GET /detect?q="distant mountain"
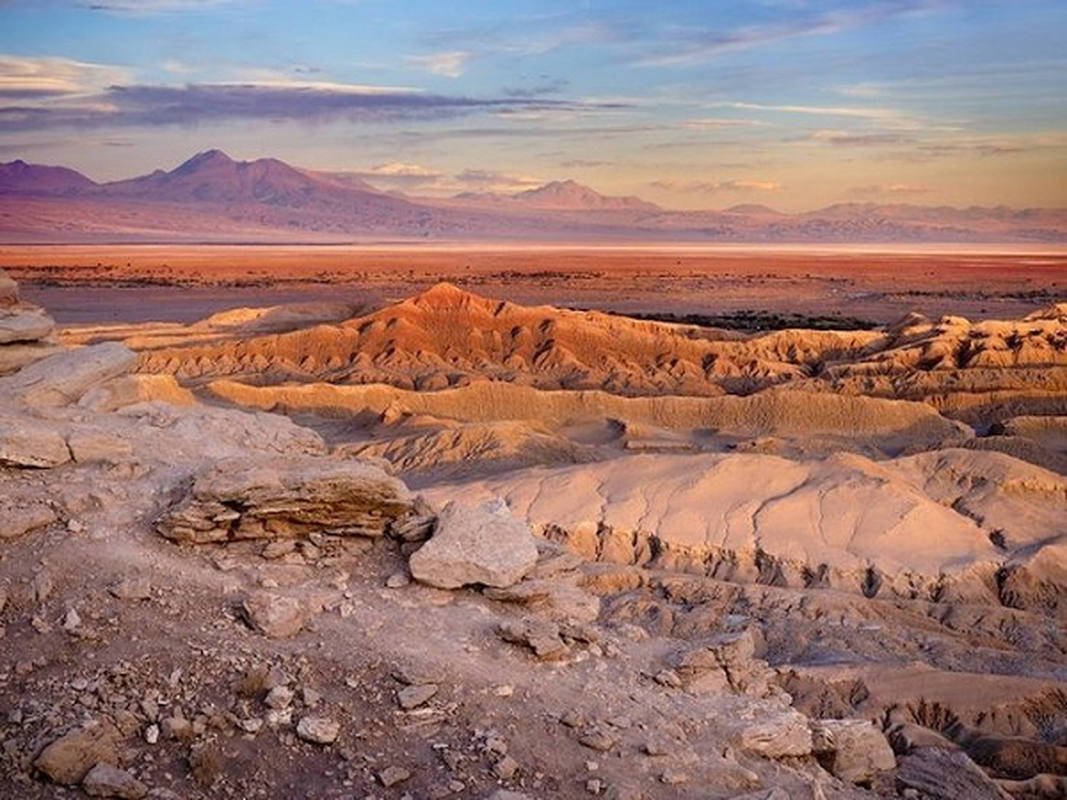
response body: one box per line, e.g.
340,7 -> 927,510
0,151 -> 1064,243
511,180 -> 659,212
450,179 -> 658,213
0,160 -> 97,196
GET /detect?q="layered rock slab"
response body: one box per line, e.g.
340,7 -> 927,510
157,455 -> 418,544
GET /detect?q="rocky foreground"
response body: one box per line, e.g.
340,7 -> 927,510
2,271 -> 1066,799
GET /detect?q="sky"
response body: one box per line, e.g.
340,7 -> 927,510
0,0 -> 1064,211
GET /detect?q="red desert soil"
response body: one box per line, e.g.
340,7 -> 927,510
1,244 -> 1064,325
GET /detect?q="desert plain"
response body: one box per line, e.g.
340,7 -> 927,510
1,244 -> 1066,800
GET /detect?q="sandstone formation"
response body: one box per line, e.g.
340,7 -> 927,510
1,271 -> 1064,799
156,455 -> 418,544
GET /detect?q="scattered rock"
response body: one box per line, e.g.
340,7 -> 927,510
810,718 -> 896,784
498,618 -> 568,660
296,716 -> 340,745
397,683 -> 438,710
378,765 -> 411,788
157,455 -> 416,543
385,571 -> 411,588
409,500 -> 539,589
485,792 -> 533,800
34,720 -> 122,785
493,755 -> 520,779
0,415 -> 71,468
265,685 -> 294,710
108,577 -> 152,601
578,727 -> 617,752
0,502 -> 57,539
737,709 -> 813,758
81,762 -> 149,799
660,768 -> 688,785
241,592 -> 308,639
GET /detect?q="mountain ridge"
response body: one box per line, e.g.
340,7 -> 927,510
1,150 -> 1065,243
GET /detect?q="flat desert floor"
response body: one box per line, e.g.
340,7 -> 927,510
2,244 -> 1064,324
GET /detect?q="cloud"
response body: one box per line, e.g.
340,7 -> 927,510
345,162 -> 443,186
406,52 -> 473,79
84,0 -> 247,13
0,78 -> 612,131
709,101 -> 900,121
635,1 -> 953,66
454,168 -> 542,190
650,179 -> 782,194
852,183 -> 930,196
808,130 -> 907,146
0,56 -> 130,99
503,77 -> 570,98
682,118 -> 763,130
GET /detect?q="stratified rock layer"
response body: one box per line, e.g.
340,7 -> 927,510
157,455 -> 418,543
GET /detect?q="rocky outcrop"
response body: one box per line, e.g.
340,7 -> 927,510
157,455 -> 418,543
1,342 -> 137,407
0,414 -> 71,468
409,500 -> 539,589
0,268 -> 60,374
810,718 -> 896,785
34,720 -> 123,786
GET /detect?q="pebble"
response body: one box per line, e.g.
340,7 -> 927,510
265,686 -> 294,710
586,778 -> 603,794
144,724 -> 160,745
493,755 -> 519,780
385,572 -> 411,589
378,766 -> 411,788
578,728 -> 616,752
397,683 -> 438,710
661,769 -> 688,785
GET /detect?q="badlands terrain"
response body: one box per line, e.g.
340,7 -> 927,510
1,249 -> 1066,799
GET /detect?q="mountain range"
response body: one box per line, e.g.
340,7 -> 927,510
1,150 -> 1064,244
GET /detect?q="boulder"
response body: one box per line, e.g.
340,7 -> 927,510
34,720 -> 122,785
295,716 -> 340,745
1,342 -> 137,407
157,455 -> 416,544
81,763 -> 149,799
0,269 -> 17,305
810,718 -> 896,784
241,592 -> 308,639
0,502 -> 57,539
409,500 -> 538,589
737,709 -> 813,758
0,415 -> 71,468
896,747 -> 1013,800
0,306 -> 54,345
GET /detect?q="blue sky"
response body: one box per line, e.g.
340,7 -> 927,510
0,0 -> 1064,210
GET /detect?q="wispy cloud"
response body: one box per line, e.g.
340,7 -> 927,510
709,101 -> 900,121
852,183 -> 930,196
635,1 -> 953,66
84,0 -> 248,14
0,56 -> 130,98
0,76 -> 616,131
406,52 -> 473,79
682,117 -> 764,130
454,168 -> 542,190
650,179 -> 782,194
807,129 -> 907,146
